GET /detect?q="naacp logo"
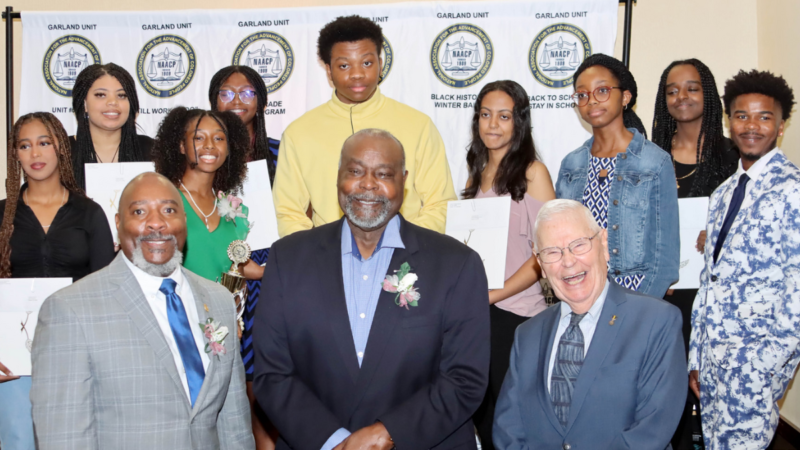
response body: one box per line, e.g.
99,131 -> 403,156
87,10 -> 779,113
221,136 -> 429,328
232,32 -> 294,94
136,35 -> 196,98
378,35 -> 393,85
430,23 -> 493,88
42,35 -> 101,97
529,23 -> 591,89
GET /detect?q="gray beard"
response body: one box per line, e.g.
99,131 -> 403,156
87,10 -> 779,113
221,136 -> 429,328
343,193 -> 392,230
131,234 -> 183,277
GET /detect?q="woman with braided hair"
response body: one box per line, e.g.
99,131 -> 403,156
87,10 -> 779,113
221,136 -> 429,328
70,63 -> 153,190
555,53 -> 679,298
0,112 -> 114,450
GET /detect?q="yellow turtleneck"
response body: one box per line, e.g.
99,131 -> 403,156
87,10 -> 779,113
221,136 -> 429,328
273,88 -> 456,237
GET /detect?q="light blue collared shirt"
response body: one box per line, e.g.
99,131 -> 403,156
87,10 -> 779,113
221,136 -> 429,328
321,215 -> 405,450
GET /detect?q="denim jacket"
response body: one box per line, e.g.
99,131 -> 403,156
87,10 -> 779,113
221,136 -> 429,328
555,129 -> 679,298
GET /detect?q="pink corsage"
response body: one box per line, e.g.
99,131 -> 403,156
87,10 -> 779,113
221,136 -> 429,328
216,191 -> 248,226
382,262 -> 420,309
199,317 -> 229,357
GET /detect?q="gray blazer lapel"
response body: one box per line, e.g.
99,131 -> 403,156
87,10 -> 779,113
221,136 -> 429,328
109,254 -> 190,415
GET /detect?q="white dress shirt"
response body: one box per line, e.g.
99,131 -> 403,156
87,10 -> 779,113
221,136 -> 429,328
733,147 -> 779,198
122,256 -> 210,401
547,281 -> 610,392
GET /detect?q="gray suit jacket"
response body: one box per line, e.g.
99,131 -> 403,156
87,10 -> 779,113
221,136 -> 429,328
31,253 -> 254,450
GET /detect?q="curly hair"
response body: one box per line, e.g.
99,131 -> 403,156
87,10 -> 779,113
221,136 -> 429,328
462,80 -> 539,202
317,15 -> 383,65
573,53 -> 647,138
722,69 -> 795,120
1,112 -> 83,277
208,65 -> 276,183
152,107 -> 249,194
652,59 -> 731,197
72,63 -> 146,189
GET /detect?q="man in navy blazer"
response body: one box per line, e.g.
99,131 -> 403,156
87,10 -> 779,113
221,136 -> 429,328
253,129 -> 490,450
493,199 -> 686,450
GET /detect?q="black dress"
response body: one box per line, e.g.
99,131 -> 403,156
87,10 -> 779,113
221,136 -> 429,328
68,134 -> 154,190
1,185 -> 115,281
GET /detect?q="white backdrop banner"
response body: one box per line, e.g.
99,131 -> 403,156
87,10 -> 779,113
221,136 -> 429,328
19,0 -> 617,190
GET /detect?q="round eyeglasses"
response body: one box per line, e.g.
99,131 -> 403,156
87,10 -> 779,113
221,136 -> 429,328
535,230 -> 602,264
571,86 -> 622,107
218,90 -> 257,104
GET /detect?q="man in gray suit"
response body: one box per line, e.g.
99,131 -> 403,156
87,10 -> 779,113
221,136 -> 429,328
31,172 -> 254,450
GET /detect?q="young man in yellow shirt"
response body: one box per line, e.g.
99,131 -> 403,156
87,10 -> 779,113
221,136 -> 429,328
272,15 -> 456,237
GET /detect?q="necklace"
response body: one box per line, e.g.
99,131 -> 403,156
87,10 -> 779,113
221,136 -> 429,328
94,146 -> 120,164
180,181 -> 216,230
24,186 -> 67,229
671,136 -> 698,189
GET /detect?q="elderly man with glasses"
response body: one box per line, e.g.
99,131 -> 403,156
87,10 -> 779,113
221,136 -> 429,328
492,199 -> 687,450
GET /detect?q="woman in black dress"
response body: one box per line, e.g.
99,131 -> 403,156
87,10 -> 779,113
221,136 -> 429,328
70,63 -> 153,190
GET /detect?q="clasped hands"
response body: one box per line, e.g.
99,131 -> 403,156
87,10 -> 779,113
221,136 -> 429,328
334,422 -> 394,450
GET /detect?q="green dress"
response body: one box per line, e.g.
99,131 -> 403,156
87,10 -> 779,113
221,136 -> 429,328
181,192 -> 250,282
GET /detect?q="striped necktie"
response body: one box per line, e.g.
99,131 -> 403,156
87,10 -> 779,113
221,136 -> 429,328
551,312 -> 588,428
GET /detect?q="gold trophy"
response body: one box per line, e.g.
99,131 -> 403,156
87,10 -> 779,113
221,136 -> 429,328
220,240 -> 251,333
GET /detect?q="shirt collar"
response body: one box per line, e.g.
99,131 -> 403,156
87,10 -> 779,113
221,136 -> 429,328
735,147 -> 780,181
328,87 -> 386,119
122,252 -> 184,294
341,215 -> 405,261
558,279 -> 610,322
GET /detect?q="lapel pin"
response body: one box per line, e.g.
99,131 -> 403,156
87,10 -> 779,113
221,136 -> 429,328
204,304 -> 209,313
609,315 -> 617,326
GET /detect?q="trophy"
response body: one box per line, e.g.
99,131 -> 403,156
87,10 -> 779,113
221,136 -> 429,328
220,240 -> 251,332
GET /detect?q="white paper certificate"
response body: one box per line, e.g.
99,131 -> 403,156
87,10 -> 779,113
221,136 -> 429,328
445,197 -> 512,289
0,278 -> 72,376
240,160 -> 280,251
673,197 -> 710,290
85,162 -> 156,244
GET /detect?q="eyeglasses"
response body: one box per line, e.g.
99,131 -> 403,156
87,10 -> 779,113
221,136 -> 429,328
218,90 -> 257,104
535,230 -> 602,264
571,86 -> 622,107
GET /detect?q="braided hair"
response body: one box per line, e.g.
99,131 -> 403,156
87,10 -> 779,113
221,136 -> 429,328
652,59 -> 729,196
152,107 -> 248,195
208,65 -> 276,182
463,80 -> 539,202
573,54 -> 647,138
72,63 -> 145,189
1,112 -> 83,277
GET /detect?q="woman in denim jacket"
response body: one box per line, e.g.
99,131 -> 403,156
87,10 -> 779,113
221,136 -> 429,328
555,54 -> 679,298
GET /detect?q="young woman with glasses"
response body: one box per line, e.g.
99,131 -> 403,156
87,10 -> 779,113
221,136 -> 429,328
555,54 -> 679,299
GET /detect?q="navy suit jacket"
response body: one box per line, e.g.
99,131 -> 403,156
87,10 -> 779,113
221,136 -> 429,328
253,216 -> 490,450
493,281 -> 686,450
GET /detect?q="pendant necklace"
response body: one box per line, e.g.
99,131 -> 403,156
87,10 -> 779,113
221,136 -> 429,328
180,181 -> 216,230
671,136 -> 698,189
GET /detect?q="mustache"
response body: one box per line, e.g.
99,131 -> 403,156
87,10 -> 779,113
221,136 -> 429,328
135,233 -> 177,249
348,193 -> 390,204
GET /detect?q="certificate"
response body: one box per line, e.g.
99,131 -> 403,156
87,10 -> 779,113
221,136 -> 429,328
445,197 -> 512,289
673,197 -> 710,290
240,160 -> 280,250
0,278 -> 72,376
85,162 -> 156,243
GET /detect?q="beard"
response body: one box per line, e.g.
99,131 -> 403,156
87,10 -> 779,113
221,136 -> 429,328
343,193 -> 392,230
131,232 -> 183,277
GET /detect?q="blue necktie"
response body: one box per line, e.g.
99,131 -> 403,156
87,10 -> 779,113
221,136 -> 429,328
551,312 -> 587,428
713,174 -> 750,264
159,278 -> 205,406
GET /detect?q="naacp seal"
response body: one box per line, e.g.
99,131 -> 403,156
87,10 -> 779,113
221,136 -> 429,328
232,31 -> 294,94
430,23 -> 493,89
529,23 -> 592,89
136,34 -> 196,98
378,35 -> 394,85
42,35 -> 101,97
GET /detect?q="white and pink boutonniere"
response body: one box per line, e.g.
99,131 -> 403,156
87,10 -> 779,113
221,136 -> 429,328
199,317 -> 229,357
382,262 -> 420,309
216,191 -> 248,226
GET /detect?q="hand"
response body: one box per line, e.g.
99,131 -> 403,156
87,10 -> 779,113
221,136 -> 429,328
0,360 -> 20,383
689,370 -> 700,399
696,230 -> 707,254
666,289 -> 675,296
339,422 -> 393,450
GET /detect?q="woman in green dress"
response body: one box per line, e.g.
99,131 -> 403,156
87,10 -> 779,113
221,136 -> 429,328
152,107 -> 264,282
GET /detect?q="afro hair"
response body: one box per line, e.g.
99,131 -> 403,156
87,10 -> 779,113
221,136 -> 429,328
723,69 -> 795,120
317,15 -> 383,66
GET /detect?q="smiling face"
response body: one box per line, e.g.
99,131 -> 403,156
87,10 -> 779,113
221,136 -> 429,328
84,74 -> 130,132
729,93 -> 784,168
536,209 -> 609,314
575,66 -> 631,130
180,115 -> 229,174
326,39 -> 382,105
16,119 -> 61,184
479,90 -> 515,154
666,64 -> 704,123
216,72 -> 258,126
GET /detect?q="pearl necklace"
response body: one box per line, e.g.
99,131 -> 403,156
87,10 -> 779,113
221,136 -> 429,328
180,181 -> 216,230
